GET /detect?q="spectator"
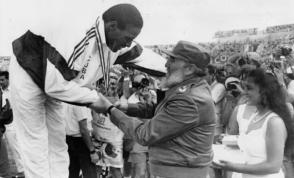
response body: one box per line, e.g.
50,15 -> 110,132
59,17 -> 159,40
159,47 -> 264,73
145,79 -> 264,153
205,65 -> 226,138
284,66 -> 294,103
92,71 -> 124,178
221,76 -> 245,133
125,73 -> 151,178
0,75 -> 13,177
0,123 -> 10,178
65,105 -> 97,178
213,68 -> 294,177
0,71 -> 24,178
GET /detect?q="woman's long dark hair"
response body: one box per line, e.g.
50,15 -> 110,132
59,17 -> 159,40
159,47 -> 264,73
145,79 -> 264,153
247,68 -> 294,156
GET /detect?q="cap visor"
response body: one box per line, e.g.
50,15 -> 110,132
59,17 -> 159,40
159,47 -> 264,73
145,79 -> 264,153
161,49 -> 178,58
161,49 -> 187,62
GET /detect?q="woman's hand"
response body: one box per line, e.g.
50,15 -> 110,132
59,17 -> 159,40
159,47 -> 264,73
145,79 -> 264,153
212,160 -> 234,171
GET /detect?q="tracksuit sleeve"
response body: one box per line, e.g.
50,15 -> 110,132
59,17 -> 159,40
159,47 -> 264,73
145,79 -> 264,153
12,30 -> 100,106
45,60 -> 99,105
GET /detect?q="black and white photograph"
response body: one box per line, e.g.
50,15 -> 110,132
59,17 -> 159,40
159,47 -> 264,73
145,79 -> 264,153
1,0 -> 294,178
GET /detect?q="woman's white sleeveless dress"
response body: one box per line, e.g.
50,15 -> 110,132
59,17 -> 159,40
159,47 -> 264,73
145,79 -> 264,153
236,111 -> 284,178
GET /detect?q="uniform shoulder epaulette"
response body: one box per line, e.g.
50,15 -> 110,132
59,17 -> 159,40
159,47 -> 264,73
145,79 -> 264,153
176,85 -> 190,94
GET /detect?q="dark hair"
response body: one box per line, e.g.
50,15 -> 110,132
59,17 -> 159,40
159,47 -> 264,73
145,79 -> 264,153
250,59 -> 261,68
240,65 -> 256,80
205,64 -> 226,83
215,67 -> 226,84
102,4 -> 143,30
0,71 -> 9,79
225,63 -> 241,78
207,64 -> 216,75
194,68 -> 207,77
132,77 -> 149,89
247,68 -> 294,154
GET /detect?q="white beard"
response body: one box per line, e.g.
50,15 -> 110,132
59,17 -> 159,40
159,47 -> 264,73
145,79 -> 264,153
160,70 -> 185,89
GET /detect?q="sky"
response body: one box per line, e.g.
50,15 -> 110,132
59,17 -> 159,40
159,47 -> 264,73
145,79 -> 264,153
1,0 -> 294,56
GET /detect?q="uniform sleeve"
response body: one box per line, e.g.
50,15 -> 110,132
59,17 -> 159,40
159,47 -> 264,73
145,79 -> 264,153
45,60 -> 99,105
126,102 -> 156,118
111,94 -> 199,146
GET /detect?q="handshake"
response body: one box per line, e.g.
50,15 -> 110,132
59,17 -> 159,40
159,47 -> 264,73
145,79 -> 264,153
88,93 -> 128,114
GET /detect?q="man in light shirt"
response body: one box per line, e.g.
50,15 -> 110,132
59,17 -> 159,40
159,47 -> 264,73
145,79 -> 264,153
65,104 -> 97,178
0,71 -> 24,178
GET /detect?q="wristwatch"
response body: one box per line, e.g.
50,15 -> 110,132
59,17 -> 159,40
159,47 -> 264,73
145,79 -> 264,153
106,105 -> 115,115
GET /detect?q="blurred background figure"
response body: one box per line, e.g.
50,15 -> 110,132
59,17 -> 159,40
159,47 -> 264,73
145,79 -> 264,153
0,71 -> 24,178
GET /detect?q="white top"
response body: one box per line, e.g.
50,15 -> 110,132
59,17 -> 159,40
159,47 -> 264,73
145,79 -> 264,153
211,81 -> 226,104
92,112 -> 124,144
20,17 -> 135,106
237,112 -> 284,178
128,92 -> 140,103
1,87 -> 10,107
65,104 -> 92,137
69,18 -> 125,89
211,81 -> 226,133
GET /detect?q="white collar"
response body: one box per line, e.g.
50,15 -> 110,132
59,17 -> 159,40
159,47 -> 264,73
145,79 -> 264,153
97,16 -> 106,44
210,80 -> 218,87
1,86 -> 9,92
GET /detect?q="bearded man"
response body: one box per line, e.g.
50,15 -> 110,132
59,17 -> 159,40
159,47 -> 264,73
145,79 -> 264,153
90,41 -> 217,178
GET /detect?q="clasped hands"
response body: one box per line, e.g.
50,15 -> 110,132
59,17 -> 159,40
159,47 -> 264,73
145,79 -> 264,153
88,93 -> 113,114
88,93 -> 128,114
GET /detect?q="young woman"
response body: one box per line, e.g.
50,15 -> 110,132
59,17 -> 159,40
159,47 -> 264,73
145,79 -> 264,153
213,68 -> 294,178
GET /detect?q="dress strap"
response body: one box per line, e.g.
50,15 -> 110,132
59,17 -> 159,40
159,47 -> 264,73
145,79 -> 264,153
236,104 -> 246,123
260,112 -> 278,135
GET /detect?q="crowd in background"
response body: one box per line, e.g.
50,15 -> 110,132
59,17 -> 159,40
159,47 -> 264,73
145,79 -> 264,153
266,24 -> 294,34
214,28 -> 258,38
148,33 -> 294,66
213,24 -> 294,39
